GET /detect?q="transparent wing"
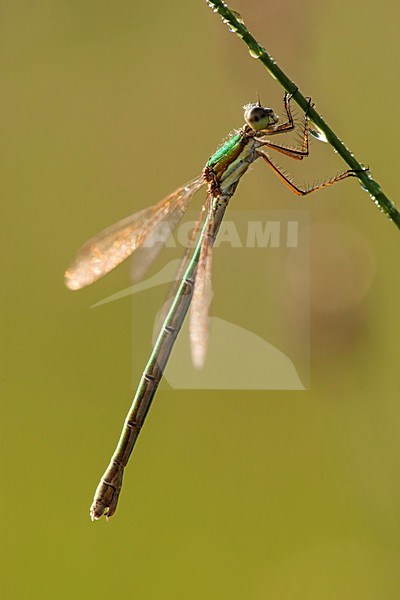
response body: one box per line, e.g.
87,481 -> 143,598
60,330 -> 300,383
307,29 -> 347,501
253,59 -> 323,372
189,197 -> 215,369
129,195 -> 207,284
65,175 -> 204,290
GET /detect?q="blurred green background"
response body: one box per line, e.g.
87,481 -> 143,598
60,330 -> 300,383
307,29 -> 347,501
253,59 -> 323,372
2,1 -> 400,598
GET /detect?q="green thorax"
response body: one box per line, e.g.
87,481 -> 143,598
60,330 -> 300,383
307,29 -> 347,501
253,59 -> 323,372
207,132 -> 243,169
205,127 -> 257,194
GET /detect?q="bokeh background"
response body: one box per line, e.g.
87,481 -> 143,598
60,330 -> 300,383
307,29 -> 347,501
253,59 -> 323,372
2,1 -> 400,598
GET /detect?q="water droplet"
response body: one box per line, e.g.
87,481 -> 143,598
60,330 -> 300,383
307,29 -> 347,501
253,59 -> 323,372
309,127 -> 328,143
224,20 -> 239,33
231,10 -> 244,24
249,48 -> 261,59
369,195 -> 384,212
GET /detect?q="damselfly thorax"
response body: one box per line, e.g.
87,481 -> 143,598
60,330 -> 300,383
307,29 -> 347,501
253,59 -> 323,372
204,103 -> 279,197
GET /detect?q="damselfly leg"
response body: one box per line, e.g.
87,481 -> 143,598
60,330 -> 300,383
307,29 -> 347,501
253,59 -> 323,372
254,94 -> 360,196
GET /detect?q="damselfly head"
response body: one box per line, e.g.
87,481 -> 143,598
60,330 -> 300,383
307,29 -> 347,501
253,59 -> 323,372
243,103 -> 279,131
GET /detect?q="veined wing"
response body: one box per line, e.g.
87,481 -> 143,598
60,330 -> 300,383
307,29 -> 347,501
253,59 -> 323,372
190,196 -> 215,369
65,175 -> 204,290
129,195 -> 206,284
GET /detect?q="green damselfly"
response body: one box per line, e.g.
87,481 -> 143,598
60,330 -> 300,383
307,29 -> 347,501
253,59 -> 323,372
65,93 -> 358,520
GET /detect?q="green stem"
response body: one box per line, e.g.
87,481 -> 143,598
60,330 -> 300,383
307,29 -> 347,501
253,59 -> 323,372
206,0 -> 400,230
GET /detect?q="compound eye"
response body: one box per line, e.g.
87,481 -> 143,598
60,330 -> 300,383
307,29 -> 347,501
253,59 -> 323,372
244,103 -> 277,131
249,107 -> 265,124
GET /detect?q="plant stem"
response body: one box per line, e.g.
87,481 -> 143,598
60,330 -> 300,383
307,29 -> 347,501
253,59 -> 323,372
206,0 -> 400,230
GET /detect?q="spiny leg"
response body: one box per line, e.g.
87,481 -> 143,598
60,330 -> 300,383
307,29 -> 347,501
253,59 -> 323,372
271,92 -> 294,133
257,150 -> 360,196
258,91 -> 299,136
256,97 -> 313,160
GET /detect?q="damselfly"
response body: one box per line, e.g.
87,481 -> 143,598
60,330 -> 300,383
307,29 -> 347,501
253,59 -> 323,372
65,93 -> 358,520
